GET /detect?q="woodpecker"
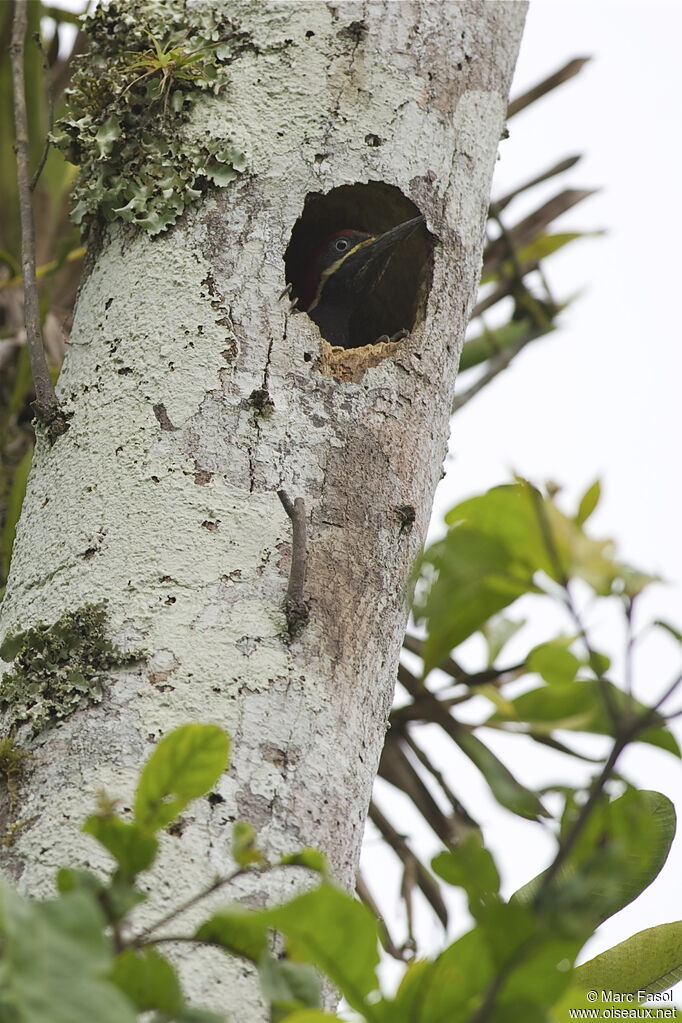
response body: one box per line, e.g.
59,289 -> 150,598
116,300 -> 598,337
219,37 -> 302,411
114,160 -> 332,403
298,215 -> 424,349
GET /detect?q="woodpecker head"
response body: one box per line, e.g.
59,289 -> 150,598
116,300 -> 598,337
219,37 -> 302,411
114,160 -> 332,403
297,215 -> 425,349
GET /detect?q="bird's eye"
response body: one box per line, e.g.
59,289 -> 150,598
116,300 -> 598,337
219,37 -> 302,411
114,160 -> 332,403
334,238 -> 350,252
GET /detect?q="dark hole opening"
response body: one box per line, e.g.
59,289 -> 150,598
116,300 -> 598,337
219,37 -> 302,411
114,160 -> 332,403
284,181 -> 433,350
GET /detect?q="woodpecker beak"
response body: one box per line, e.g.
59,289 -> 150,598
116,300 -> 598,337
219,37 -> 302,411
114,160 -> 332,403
320,215 -> 425,303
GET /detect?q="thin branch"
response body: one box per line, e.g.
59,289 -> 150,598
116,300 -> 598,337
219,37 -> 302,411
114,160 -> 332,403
356,871 -> 411,961
402,730 -> 479,830
10,0 -> 67,441
452,326 -> 550,414
132,867 -> 252,942
481,188 -> 597,278
507,57 -> 591,118
368,801 -> 449,928
494,155 -> 582,213
29,32 -> 54,192
379,733 -> 460,846
538,672 -> 682,897
277,489 -> 309,637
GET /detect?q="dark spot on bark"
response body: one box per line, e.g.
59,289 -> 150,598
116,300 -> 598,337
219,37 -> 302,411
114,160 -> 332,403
105,297 -> 113,310
194,464 -> 213,485
202,519 -> 220,531
365,133 -> 383,147
153,403 -> 178,432
395,504 -> 416,533
338,20 -> 366,42
117,366 -> 132,375
208,792 -> 225,807
165,595 -> 176,605
248,388 -> 275,413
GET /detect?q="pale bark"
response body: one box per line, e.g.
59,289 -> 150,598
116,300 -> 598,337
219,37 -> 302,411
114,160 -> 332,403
0,0 -> 526,1015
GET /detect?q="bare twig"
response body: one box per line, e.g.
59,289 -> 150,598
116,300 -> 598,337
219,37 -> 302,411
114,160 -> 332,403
481,188 -> 597,279
379,733 -> 460,846
452,326 -> 550,414
356,871 -> 411,961
494,155 -> 582,213
403,730 -> 479,831
29,32 -> 54,192
368,801 -> 449,928
10,0 -> 67,442
507,57 -> 591,118
277,489 -> 309,637
133,866 -> 255,942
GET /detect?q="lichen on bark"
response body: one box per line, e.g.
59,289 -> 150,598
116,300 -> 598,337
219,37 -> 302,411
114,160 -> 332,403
54,0 -> 251,235
0,603 -> 141,732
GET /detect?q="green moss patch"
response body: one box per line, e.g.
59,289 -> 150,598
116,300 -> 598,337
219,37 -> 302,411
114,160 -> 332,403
0,604 -> 141,731
54,0 -> 252,235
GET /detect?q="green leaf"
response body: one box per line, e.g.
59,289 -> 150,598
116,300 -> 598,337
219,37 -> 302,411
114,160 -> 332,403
515,789 -> 676,930
55,868 -> 105,898
576,479 -> 601,526
232,820 -> 266,867
0,882 -> 135,1023
515,231 -> 596,268
574,921 -> 682,996
527,639 -> 581,685
279,849 -> 328,874
414,481 -> 628,673
415,524 -> 540,673
488,680 -> 680,756
450,727 -> 548,820
134,724 -> 230,831
266,885 -> 379,1013
110,947 -> 183,1014
481,616 -> 526,667
195,909 -> 269,961
83,815 -> 158,876
459,320 -> 551,372
432,834 -> 500,917
258,953 -> 321,1012
497,935 -> 579,1008
403,929 -> 494,1022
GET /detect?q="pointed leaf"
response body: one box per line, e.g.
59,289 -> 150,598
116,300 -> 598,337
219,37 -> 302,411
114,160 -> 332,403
266,886 -> 380,1013
488,680 -> 680,756
134,724 -> 230,831
110,947 -> 183,1014
576,479 -> 601,526
574,921 -> 682,996
527,639 -> 581,685
452,727 -> 548,820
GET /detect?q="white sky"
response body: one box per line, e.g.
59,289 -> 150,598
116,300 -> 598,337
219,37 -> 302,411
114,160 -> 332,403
42,0 -> 682,1007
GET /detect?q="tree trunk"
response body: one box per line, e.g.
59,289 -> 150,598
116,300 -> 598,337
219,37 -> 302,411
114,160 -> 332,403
0,0 -> 526,1015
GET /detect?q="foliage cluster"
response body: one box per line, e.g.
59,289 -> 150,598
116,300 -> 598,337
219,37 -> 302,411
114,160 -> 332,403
0,722 -> 678,1022
53,0 -> 250,235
